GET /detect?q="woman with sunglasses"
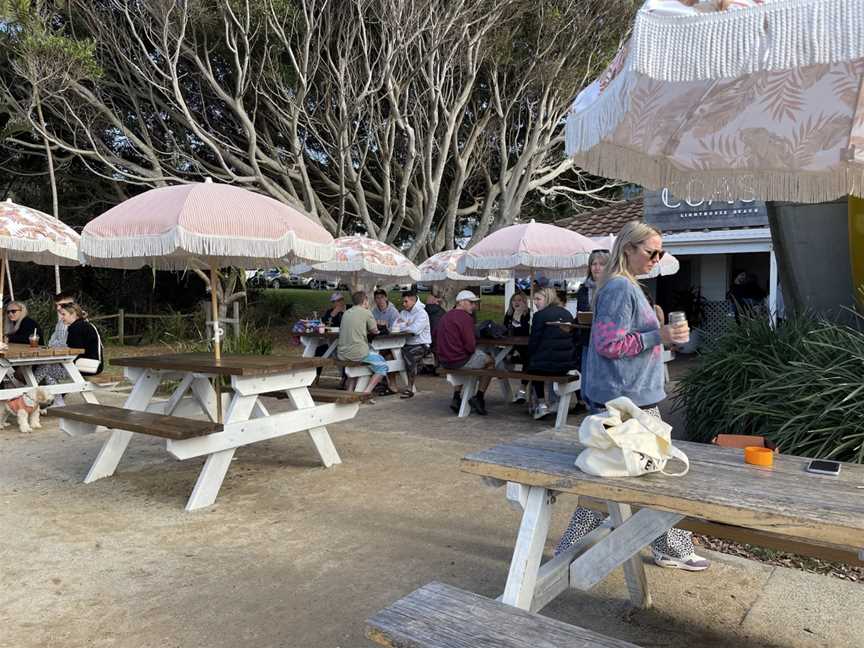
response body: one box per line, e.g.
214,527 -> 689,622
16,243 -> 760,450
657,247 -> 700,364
4,301 -> 43,346
555,221 -> 710,572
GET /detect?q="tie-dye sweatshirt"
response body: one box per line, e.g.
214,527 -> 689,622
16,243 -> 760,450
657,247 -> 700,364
583,276 -> 665,407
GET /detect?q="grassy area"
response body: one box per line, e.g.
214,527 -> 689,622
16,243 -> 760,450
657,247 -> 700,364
253,288 -> 506,323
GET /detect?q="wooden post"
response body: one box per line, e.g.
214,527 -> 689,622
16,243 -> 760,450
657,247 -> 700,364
0,255 -> 5,343
233,301 -> 240,339
210,265 -> 222,424
118,309 -> 125,346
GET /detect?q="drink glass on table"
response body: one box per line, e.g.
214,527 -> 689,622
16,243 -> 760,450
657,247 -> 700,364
668,311 -> 689,344
29,332 -> 40,348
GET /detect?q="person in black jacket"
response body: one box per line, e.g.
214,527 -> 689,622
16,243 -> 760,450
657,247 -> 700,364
503,291 -> 531,402
4,301 -> 43,346
527,287 -> 576,420
34,302 -> 103,406
574,250 -> 609,376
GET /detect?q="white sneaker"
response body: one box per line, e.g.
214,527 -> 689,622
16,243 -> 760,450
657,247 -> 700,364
532,403 -> 550,420
513,389 -> 527,403
653,551 -> 711,571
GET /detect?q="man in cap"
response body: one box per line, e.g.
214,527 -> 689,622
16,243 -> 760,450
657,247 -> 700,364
435,290 -> 493,415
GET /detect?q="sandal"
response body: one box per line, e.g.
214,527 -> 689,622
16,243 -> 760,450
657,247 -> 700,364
400,389 -> 415,399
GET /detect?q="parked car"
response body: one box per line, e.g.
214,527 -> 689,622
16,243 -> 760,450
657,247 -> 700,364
389,283 -> 414,292
309,278 -> 347,291
287,274 -> 313,288
480,283 -> 505,295
415,283 -> 431,292
249,269 -> 281,289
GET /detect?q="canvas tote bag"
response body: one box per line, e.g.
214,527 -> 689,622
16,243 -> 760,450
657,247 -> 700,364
575,397 -> 689,477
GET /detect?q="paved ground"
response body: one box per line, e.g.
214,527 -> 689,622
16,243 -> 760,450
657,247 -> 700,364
1,364 -> 860,648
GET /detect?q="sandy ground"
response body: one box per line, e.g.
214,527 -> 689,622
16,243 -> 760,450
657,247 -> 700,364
1,365 -> 860,648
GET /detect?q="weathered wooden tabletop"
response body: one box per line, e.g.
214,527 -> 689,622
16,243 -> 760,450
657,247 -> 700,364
111,352 -> 334,376
476,336 -> 530,347
0,344 -> 84,360
303,330 -> 414,340
461,433 -> 864,551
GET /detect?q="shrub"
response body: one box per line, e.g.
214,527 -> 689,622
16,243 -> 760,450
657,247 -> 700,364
164,318 -> 272,356
674,313 -> 864,462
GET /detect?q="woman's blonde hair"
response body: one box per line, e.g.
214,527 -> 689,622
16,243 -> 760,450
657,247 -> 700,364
599,221 -> 662,292
533,287 -> 560,309
59,302 -> 88,320
585,249 -> 611,281
5,301 -> 28,334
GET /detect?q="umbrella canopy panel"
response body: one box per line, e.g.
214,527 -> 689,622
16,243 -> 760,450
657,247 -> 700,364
566,1 -> 864,203
0,199 -> 80,266
458,221 -> 600,280
418,249 -> 507,286
80,182 -> 334,270
292,235 -> 420,285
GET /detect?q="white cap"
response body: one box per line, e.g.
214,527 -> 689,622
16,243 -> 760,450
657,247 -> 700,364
330,292 -> 344,302
455,290 -> 480,303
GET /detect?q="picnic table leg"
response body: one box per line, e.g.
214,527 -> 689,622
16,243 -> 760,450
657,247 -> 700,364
492,346 -> 514,402
457,377 -> 478,418
185,390 -> 259,511
607,502 -> 652,609
62,361 -> 100,405
83,370 -> 161,483
390,347 -> 410,390
287,387 -> 341,467
501,486 -> 554,611
553,386 -> 572,430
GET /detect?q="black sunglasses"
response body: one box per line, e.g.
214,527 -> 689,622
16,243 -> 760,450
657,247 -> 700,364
642,246 -> 666,261
6,309 -> 20,313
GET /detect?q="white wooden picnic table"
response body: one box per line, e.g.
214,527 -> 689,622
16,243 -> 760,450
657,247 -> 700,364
0,344 -> 99,404
475,335 -> 529,402
462,433 -> 864,613
300,330 -> 413,392
59,353 -> 361,511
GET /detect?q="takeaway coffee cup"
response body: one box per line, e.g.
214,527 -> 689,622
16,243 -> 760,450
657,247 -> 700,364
29,332 -> 40,348
668,311 -> 689,344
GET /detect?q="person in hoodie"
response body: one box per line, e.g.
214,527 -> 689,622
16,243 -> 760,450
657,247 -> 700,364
396,289 -> 431,398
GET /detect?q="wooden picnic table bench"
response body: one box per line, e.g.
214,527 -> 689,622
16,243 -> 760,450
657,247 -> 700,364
366,581 -> 639,648
53,403 -> 222,440
446,367 -> 581,428
462,433 -> 864,613
0,344 -> 100,405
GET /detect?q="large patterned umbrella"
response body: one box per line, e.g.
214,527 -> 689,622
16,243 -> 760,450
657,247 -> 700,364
0,199 -> 82,343
565,0 -> 864,203
418,249 -> 506,286
80,180 -> 334,421
292,235 -> 420,292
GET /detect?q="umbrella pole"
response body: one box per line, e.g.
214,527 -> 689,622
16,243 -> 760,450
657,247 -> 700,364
5,258 -> 13,302
0,256 -> 5,343
210,265 -> 223,424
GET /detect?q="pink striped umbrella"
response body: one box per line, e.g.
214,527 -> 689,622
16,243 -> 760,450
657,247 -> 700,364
458,221 -> 600,280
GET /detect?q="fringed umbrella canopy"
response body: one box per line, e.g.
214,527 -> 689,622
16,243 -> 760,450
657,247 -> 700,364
418,249 -> 507,286
80,181 -> 334,271
0,198 -> 80,266
566,0 -> 864,203
458,221 -> 600,280
292,236 -> 420,290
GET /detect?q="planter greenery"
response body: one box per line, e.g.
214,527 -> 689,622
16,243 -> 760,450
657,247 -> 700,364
674,313 -> 864,462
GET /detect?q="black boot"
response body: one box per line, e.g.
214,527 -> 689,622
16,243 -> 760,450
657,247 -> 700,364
469,391 -> 488,416
450,392 -> 462,413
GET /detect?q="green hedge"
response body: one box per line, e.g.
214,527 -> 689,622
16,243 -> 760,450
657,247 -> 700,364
674,313 -> 864,462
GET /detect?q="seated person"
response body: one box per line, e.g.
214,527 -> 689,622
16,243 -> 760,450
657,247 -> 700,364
526,288 -> 576,420
315,292 -> 348,359
337,291 -> 387,398
503,291 -> 531,402
47,291 -> 76,347
436,290 -> 493,416
422,291 -> 447,374
4,301 -> 43,346
34,303 -> 103,407
371,289 -> 400,332
396,290 -> 431,398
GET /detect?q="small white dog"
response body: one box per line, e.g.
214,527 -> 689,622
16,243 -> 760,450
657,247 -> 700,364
1,387 -> 53,433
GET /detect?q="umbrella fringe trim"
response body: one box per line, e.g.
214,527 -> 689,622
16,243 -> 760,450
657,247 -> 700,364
565,67 -> 636,157
572,143 -> 864,204
0,235 -> 80,266
294,260 -> 421,282
80,228 -> 335,267
459,252 -> 593,273
630,0 -> 864,82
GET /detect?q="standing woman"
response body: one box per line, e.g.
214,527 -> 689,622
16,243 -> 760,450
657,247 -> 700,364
555,221 -> 710,571
574,250 -> 609,383
502,291 -> 531,402
34,303 -> 103,406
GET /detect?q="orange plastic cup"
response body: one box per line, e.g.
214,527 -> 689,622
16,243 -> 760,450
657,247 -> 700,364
744,446 -> 774,467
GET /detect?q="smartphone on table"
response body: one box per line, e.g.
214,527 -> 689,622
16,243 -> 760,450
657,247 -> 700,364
806,459 -> 841,476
